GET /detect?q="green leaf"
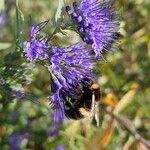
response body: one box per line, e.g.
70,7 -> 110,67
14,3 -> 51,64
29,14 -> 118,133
4,52 -> 21,65
0,42 -> 11,50
55,0 -> 65,27
16,0 -> 24,50
25,94 -> 41,105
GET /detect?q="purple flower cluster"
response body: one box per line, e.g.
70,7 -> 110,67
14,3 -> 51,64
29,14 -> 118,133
24,21 -> 49,61
66,0 -> 119,57
50,43 -> 97,123
8,133 -> 29,150
24,0 -> 120,123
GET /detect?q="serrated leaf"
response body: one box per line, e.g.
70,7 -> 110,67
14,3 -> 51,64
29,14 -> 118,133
0,42 -> 11,50
55,0 -> 65,27
16,0 -> 24,49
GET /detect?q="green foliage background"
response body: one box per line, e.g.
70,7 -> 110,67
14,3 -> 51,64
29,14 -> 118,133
0,0 -> 150,149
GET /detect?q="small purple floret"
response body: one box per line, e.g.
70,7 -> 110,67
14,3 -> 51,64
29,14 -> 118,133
65,6 -> 72,15
24,21 -> 49,62
56,145 -> 65,150
24,40 -> 48,62
73,1 -> 79,11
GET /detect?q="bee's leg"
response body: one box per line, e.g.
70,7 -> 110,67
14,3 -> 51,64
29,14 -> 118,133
94,102 -> 100,126
90,92 -> 100,126
89,92 -> 96,122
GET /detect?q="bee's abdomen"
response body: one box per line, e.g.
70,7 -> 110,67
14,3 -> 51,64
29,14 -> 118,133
65,108 -> 84,120
63,82 -> 101,120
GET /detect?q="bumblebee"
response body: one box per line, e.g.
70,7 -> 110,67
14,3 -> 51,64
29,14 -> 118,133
62,79 -> 101,125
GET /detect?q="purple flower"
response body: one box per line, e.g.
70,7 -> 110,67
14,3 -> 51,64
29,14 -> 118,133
56,145 -> 65,150
66,0 -> 120,57
48,126 -> 59,139
49,43 -> 98,123
8,133 -> 29,150
12,91 -> 25,100
0,11 -> 8,38
24,21 -> 50,61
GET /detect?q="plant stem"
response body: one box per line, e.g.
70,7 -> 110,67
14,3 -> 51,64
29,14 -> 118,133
104,107 -> 150,149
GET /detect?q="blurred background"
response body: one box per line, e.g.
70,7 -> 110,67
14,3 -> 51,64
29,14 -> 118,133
0,0 -> 150,149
